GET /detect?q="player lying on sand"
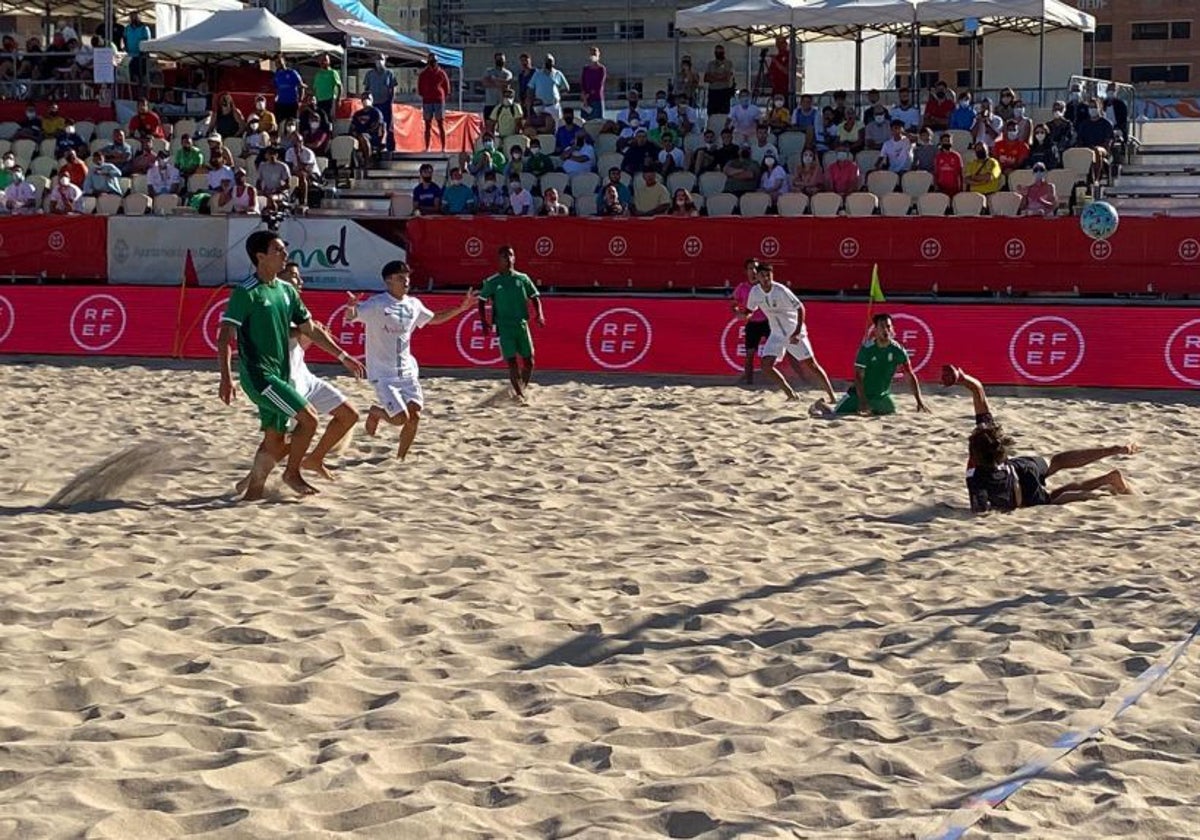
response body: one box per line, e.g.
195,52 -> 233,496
218,231 -> 365,500
234,261 -> 360,494
944,364 -> 1137,512
347,260 -> 477,461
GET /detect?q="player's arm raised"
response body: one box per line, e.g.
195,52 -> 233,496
296,318 -> 365,378
428,288 -> 478,326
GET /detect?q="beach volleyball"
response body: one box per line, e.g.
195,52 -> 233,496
1080,200 -> 1120,241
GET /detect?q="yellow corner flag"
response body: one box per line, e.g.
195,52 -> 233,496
868,264 -> 886,302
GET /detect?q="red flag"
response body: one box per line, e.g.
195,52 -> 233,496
183,248 -> 199,287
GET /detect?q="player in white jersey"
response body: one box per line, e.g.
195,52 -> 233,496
235,261 -> 360,492
743,262 -> 837,405
346,260 -> 477,460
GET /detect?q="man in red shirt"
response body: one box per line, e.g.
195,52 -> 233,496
58,148 -> 88,188
923,80 -> 955,131
992,120 -> 1030,174
826,140 -> 861,196
768,36 -> 790,99
418,52 -> 451,151
933,131 -> 963,196
127,98 -> 165,141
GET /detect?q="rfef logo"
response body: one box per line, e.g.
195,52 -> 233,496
47,230 -> 66,252
0,294 -> 14,346
1165,318 -> 1200,386
69,293 -> 127,351
454,310 -> 503,365
920,238 -> 942,260
1178,238 -> 1200,262
1008,316 -> 1085,382
1004,238 -> 1026,260
202,301 -> 226,352
839,238 -> 860,259
889,313 -> 935,374
683,235 -> 703,258
760,236 -> 781,258
720,316 -> 747,372
534,236 -> 554,257
1090,240 -> 1111,261
586,307 -> 652,369
325,303 -> 366,360
608,236 -> 629,258
464,237 -> 484,258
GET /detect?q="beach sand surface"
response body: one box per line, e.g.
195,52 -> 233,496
1,359 -> 1198,839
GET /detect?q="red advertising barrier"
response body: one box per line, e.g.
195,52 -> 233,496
0,216 -> 108,280
404,216 -> 1200,295
2,286 -> 1200,389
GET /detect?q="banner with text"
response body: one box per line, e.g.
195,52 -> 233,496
404,216 -> 1200,295
107,217 -> 228,285
0,215 -> 107,280
225,218 -> 404,291
2,286 -> 1199,390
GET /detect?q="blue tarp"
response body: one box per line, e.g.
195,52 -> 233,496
284,0 -> 462,68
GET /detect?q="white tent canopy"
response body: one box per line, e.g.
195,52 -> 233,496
0,0 -> 240,21
139,7 -> 343,62
675,0 -> 1094,40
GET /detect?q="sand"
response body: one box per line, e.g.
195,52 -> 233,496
1,357 -> 1199,839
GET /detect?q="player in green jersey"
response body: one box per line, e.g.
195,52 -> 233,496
478,244 -> 545,402
814,313 -> 929,417
217,230 -> 365,500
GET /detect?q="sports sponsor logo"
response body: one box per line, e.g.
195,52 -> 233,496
47,230 -> 66,252
202,301 -> 226,352
0,294 -> 14,346
1178,238 -> 1200,262
1090,239 -> 1111,261
534,236 -> 554,257
839,237 -> 860,259
585,307 -> 652,369
1008,315 -> 1085,382
464,236 -> 484,258
920,238 -> 942,260
720,316 -> 748,372
890,313 -> 934,374
1164,318 -> 1200,387
69,293 -> 127,351
1004,238 -> 1026,260
325,303 -> 366,361
454,310 -> 504,365
683,235 -> 703,258
760,236 -> 781,258
608,236 -> 629,258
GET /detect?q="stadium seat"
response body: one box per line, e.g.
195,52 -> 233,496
123,193 -> 150,215
80,195 -> 97,214
866,169 -> 899,199
821,150 -> 838,170
880,192 -> 913,217
502,133 -> 528,152
539,172 -> 569,196
536,134 -> 556,152
697,171 -> 727,197
210,196 -> 231,215
1061,147 -> 1095,179
95,121 -> 120,141
558,193 -> 574,211
38,138 -> 57,159
856,150 -> 879,173
518,171 -> 537,193
329,136 -> 357,184
582,119 -> 605,139
705,193 -> 737,216
666,171 -> 697,194
389,193 -> 414,217
333,119 -> 351,136
130,174 -> 148,195
574,193 -> 597,216
118,177 -> 131,195
29,157 -> 57,178
95,193 -> 122,215
1046,169 -> 1080,209
776,192 -> 809,217
187,173 -> 208,194
73,121 -> 96,143
845,192 -> 879,217
89,138 -> 108,155
951,191 -> 986,216
172,118 -> 196,140
683,133 -> 704,155
569,172 -> 600,197
152,193 -> 180,215
739,192 -> 771,217
12,138 -> 36,167
810,192 -> 843,217
916,192 -> 950,216
948,129 -> 972,154
1007,169 -> 1035,194
777,130 -> 806,162
594,133 -> 618,155
901,169 -> 933,197
0,121 -> 18,141
988,191 -> 1022,217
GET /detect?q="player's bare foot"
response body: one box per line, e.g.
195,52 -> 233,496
1120,442 -> 1140,456
1110,470 -> 1133,495
281,471 -> 319,496
784,391 -> 799,402
365,406 -> 383,437
234,475 -> 250,495
808,398 -> 830,417
301,455 -> 336,481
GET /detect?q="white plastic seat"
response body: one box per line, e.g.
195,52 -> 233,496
845,192 -> 879,217
901,169 -> 933,197
880,192 -> 913,217
776,192 -> 809,217
152,193 -> 180,214
988,191 -> 1022,217
574,193 -> 598,216
866,169 -> 899,199
777,131 -> 807,162
916,192 -> 950,216
389,193 -> 414,217
569,172 -> 600,197
697,171 -> 727,196
948,129 -> 972,154
597,152 -> 623,174
123,192 -> 150,215
594,134 -> 618,155
952,191 -> 987,216
810,192 -> 843,217
1007,169 -> 1036,194
539,172 -> 569,196
705,192 -> 737,216
666,171 -> 697,194
739,191 -> 771,217
95,193 -> 122,215
1062,147 -> 1095,179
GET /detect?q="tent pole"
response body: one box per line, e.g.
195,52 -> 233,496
104,0 -> 112,47
788,26 -> 797,105
1037,15 -> 1046,107
1090,27 -> 1096,76
745,31 -> 751,95
854,30 -> 862,108
341,36 -> 349,98
910,16 -> 918,89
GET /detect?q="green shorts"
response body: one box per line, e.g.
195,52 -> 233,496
834,391 -> 897,416
497,321 -> 534,361
241,371 -> 308,432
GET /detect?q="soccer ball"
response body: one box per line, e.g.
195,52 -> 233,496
1080,200 -> 1120,241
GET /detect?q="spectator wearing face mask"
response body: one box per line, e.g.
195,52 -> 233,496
48,174 -> 83,214
970,98 -> 1003,149
469,134 -> 507,176
703,45 -> 736,116
933,133 -> 964,197
667,95 -> 700,135
1010,99 -> 1033,144
924,81 -> 956,132
249,95 -> 277,136
1074,98 -> 1115,183
1017,162 -> 1058,216
562,134 -> 597,176
55,119 -> 88,159
860,88 -> 886,124
727,90 -> 762,145
1064,84 -> 1088,128
1046,101 -> 1076,155
2,166 -> 37,213
759,154 -> 789,205
504,144 -> 526,179
301,111 -> 332,157
1025,124 -> 1060,171
827,142 -> 861,196
14,105 -> 43,141
877,119 -> 913,174
864,106 -> 892,151
411,163 -> 443,215
363,55 -> 398,154
146,151 -> 182,196
1103,88 -> 1128,138
993,121 -> 1030,174
669,188 -> 699,217
767,95 -> 791,132
949,92 -> 976,131
481,51 -> 513,121
530,53 -> 569,121
964,142 -> 1002,194
488,87 -> 523,137
580,47 -> 606,121
441,167 -> 476,214
555,107 -> 584,153
913,128 -> 937,173
507,175 -> 533,216
525,140 -> 555,177
994,87 -> 1017,122
476,171 -> 508,214
790,149 -> 824,196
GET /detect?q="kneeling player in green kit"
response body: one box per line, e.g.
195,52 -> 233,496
816,313 -> 929,417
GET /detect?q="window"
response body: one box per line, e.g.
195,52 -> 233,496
955,69 -> 982,89
1130,64 -> 1190,84
1084,24 -> 1113,44
1131,22 -> 1170,40
525,26 -> 549,42
916,71 -> 940,89
957,35 -> 975,46
1085,67 -> 1113,80
614,20 -> 644,40
560,24 -> 597,42
667,22 -> 675,39
1172,21 -> 1191,39
918,35 -> 940,48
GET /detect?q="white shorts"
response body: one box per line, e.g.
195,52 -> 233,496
762,333 -> 814,362
373,374 -> 424,417
303,377 -> 347,416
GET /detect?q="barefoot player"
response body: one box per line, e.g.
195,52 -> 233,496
347,260 -> 477,460
816,313 -> 929,417
945,363 -> 1137,512
478,244 -> 545,402
218,231 -> 365,500
744,262 -> 837,404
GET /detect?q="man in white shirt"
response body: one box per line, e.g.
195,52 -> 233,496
2,167 -> 38,213
743,262 -> 836,405
347,260 -> 477,460
286,134 -> 321,208
748,123 -> 778,164
206,163 -> 234,193
667,95 -> 700,135
727,89 -> 762,145
560,134 -> 596,176
508,176 -> 533,215
889,87 -> 922,132
657,134 -> 685,173
877,119 -> 913,173
47,175 -> 83,213
146,151 -> 182,196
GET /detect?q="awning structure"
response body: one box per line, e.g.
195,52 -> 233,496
138,7 -> 344,65
281,0 -> 462,69
0,0 -> 239,23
